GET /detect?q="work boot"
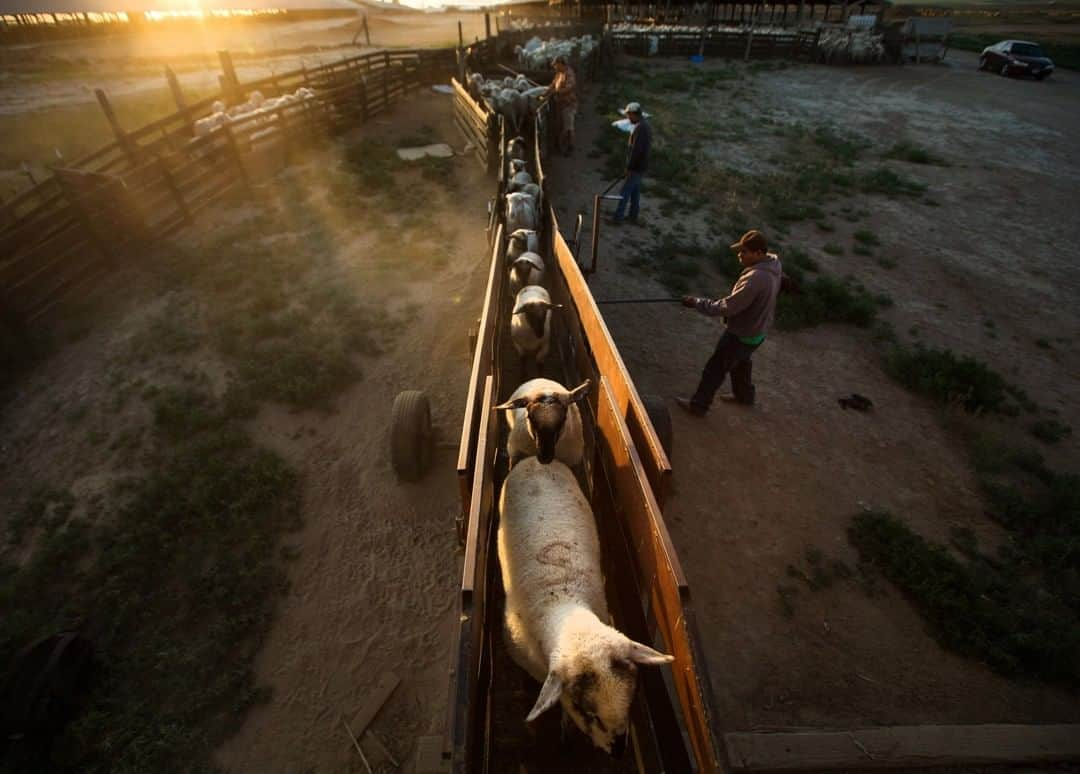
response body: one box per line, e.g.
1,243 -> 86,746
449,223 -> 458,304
608,216 -> 625,227
719,394 -> 754,407
675,397 -> 706,417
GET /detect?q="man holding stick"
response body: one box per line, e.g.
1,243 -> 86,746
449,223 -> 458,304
676,230 -> 784,414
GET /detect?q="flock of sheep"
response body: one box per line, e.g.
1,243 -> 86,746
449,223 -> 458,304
191,87 -> 317,140
492,136 -> 674,756
814,28 -> 887,64
513,33 -> 599,71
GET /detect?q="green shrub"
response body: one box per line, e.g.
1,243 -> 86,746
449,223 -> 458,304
884,140 -> 948,166
823,243 -> 843,255
853,229 -> 880,246
882,345 -> 1012,414
777,275 -> 878,330
860,167 -> 927,197
1031,418 -> 1072,445
850,510 -> 1080,687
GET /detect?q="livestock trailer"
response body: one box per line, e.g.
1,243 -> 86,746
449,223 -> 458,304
391,83 -> 724,771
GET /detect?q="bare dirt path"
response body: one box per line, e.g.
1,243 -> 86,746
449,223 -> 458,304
546,53 -> 1080,731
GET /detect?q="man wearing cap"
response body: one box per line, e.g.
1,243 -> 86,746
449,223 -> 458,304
548,56 -> 578,156
611,101 -> 650,226
676,230 -> 783,414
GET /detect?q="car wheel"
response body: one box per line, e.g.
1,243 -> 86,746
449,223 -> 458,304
978,55 -> 989,71
1000,63 -> 1011,77
1036,72 -> 1049,81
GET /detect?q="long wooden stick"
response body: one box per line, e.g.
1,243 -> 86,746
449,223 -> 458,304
340,714 -> 373,774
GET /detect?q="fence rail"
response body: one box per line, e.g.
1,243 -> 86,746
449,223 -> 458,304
0,46 -> 456,328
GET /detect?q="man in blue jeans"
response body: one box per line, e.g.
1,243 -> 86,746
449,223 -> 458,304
611,102 -> 650,226
676,230 -> 783,414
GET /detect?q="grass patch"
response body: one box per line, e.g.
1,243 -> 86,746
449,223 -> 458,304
860,167 -> 927,197
852,244 -> 874,257
815,220 -> 835,232
883,140 -> 948,166
1031,418 -> 1072,445
853,230 -> 880,246
850,507 -> 1080,687
776,275 -> 880,330
823,243 -> 843,256
881,345 -> 1017,414
1,412 -> 301,770
878,257 -> 898,270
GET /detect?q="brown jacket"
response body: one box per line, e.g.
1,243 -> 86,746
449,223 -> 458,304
694,254 -> 783,338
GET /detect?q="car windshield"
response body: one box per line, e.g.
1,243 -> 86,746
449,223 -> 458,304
1011,43 -> 1045,57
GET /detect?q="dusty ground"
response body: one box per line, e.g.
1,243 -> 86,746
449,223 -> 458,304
1,93 -> 489,772
546,50 -> 1080,731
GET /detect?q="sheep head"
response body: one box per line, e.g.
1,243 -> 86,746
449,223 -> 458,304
494,379 -> 588,464
525,608 -> 674,755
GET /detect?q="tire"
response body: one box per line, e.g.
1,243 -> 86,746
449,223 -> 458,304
641,394 -> 673,461
1000,63 -> 1011,77
391,390 -> 433,481
1036,72 -> 1049,81
978,55 -> 988,71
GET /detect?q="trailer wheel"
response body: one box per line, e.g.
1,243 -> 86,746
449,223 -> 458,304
391,390 -> 433,481
641,394 -> 673,460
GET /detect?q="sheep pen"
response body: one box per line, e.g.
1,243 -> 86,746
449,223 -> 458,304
0,93 -> 491,773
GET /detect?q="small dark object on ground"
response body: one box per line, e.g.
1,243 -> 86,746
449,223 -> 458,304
839,393 -> 874,411
675,397 -> 706,417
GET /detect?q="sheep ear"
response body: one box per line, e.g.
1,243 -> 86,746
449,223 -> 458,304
493,397 -> 528,411
526,672 -> 563,722
627,641 -> 675,666
565,379 -> 592,405
543,303 -> 564,311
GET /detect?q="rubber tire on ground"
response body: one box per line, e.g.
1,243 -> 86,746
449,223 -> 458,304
978,55 -> 988,71
641,394 -> 673,461
1000,63 -> 1011,77
391,390 -> 433,482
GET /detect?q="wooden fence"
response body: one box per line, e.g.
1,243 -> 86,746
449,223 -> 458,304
0,47 -> 456,328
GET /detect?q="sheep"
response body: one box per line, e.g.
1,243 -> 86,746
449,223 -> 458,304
508,251 -> 546,295
520,182 -> 541,202
506,191 -> 538,233
495,377 -> 587,466
508,228 -> 540,262
497,456 -> 674,754
509,158 -> 528,175
468,72 -> 484,102
510,285 -> 559,372
509,170 -> 534,194
507,135 -> 527,162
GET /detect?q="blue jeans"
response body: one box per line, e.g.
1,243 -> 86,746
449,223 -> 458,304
613,172 -> 642,221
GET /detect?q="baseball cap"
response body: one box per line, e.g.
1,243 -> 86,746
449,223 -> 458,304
730,229 -> 767,253
623,101 -> 642,115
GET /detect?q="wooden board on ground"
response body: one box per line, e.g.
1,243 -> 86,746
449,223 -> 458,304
349,671 -> 401,736
725,724 -> 1080,770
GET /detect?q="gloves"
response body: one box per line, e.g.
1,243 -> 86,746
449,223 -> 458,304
681,296 -> 698,308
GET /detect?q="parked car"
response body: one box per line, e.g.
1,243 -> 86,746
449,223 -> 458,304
978,40 -> 1055,79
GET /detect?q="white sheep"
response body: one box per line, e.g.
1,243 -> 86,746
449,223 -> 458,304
497,457 -> 674,754
508,251 -> 545,295
507,135 -> 527,161
508,228 -> 540,262
506,191 -> 538,233
510,285 -> 559,371
495,377 -> 587,466
509,170 -> 534,193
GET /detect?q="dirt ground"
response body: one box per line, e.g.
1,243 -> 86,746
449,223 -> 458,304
0,93 -> 489,772
546,50 -> 1080,732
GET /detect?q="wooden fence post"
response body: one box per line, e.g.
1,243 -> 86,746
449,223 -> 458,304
218,49 -> 240,103
94,88 -> 138,167
222,124 -> 252,196
382,50 -> 390,106
364,13 -> 370,46
156,156 -> 191,225
165,66 -> 194,136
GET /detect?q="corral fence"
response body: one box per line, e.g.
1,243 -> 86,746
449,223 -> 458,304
0,47 -> 456,329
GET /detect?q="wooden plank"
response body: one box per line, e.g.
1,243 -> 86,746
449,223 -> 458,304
456,223 -> 503,519
725,725 -> 1080,771
348,672 -> 401,736
594,376 -> 722,774
549,214 -> 672,504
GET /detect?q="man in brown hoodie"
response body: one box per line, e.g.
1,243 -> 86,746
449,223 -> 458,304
676,230 -> 782,414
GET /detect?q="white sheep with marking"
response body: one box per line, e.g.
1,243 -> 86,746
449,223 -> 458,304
498,456 -> 674,754
509,170 -> 534,193
508,251 -> 546,295
495,378 -> 588,466
510,285 -> 559,371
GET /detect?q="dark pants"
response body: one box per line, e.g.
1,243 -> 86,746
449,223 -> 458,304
613,173 -> 642,221
691,331 -> 759,410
